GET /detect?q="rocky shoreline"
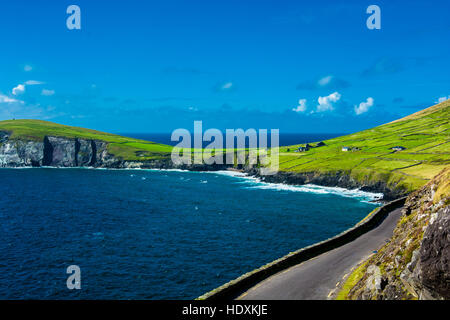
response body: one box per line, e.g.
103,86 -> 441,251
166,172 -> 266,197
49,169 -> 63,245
0,133 -> 406,200
246,168 -> 406,201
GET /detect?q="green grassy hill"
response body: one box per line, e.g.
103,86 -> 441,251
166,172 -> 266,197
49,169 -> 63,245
278,99 -> 450,192
0,119 -> 173,161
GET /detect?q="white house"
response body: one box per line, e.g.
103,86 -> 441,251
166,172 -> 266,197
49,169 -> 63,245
342,146 -> 350,152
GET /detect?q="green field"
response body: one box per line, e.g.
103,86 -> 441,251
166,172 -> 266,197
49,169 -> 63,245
0,99 -> 449,193
278,99 -> 450,192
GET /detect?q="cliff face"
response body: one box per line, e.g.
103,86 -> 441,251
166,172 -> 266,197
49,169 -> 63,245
0,138 -> 44,167
0,131 -> 225,170
0,131 -> 126,168
345,168 -> 450,300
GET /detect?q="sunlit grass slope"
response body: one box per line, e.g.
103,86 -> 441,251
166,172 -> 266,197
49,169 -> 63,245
0,119 -> 173,161
278,100 -> 450,192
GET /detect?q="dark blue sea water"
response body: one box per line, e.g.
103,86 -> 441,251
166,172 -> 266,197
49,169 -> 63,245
0,168 -> 381,299
119,133 -> 343,147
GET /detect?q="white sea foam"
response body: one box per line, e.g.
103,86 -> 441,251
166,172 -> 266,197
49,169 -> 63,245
146,168 -> 190,172
217,173 -> 383,202
210,170 -> 247,177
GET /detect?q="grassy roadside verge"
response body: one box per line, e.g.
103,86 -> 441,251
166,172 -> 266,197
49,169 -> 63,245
335,261 -> 369,300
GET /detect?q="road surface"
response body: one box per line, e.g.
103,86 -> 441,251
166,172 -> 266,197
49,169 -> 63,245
238,207 -> 402,300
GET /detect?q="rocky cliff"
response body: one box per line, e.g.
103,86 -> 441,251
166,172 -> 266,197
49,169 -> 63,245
344,168 -> 450,300
0,131 -> 127,168
0,131 -> 230,170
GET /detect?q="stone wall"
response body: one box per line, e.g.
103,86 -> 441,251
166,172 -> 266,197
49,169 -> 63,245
198,197 -> 406,300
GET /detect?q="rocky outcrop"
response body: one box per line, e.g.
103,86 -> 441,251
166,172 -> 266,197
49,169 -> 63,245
345,168 -> 450,300
46,137 -> 77,167
247,169 -> 406,200
412,205 -> 449,299
92,140 -> 125,168
0,133 -> 128,168
0,132 -> 44,167
76,139 -> 92,166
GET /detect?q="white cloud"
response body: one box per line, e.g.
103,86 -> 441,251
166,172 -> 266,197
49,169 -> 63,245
12,84 -> 25,95
0,94 -> 23,104
41,89 -> 55,96
11,80 -> 45,96
292,99 -> 307,112
213,81 -> 235,92
437,96 -> 449,103
316,92 -> 341,112
297,75 -> 350,91
221,82 -> 233,90
24,65 -> 32,72
354,97 -> 374,115
318,75 -> 332,86
25,80 -> 44,85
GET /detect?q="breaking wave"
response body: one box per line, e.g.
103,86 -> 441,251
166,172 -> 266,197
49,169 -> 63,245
213,171 -> 383,202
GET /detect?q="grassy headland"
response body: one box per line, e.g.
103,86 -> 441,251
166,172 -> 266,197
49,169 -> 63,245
0,119 -> 173,161
277,100 -> 450,193
0,100 -> 448,194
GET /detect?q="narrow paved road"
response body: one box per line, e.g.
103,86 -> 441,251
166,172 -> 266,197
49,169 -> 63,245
239,208 -> 402,300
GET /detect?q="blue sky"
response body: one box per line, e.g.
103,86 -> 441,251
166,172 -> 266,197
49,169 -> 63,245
0,0 -> 449,133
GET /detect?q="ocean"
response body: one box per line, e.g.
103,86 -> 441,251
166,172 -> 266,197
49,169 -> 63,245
0,168 -> 381,299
